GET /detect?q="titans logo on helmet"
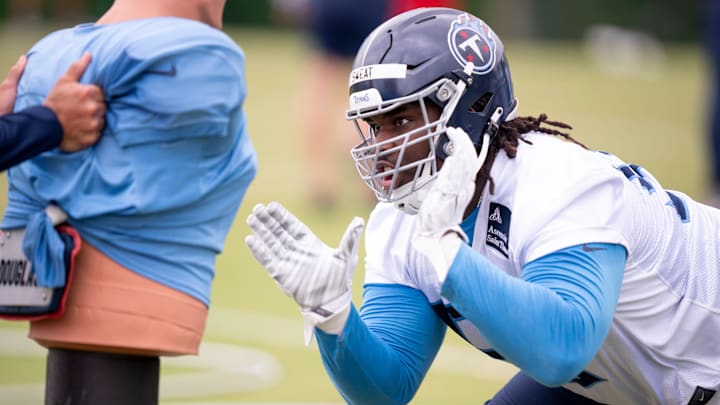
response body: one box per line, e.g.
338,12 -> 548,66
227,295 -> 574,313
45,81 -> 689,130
447,13 -> 497,75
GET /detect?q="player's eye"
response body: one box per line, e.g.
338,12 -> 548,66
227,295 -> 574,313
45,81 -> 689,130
394,117 -> 410,128
366,122 -> 380,134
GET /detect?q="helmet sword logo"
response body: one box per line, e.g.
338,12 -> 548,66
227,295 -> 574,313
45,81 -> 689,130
447,13 -> 498,75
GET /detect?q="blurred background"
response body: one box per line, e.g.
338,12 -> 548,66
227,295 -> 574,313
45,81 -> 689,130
0,1 -> 710,404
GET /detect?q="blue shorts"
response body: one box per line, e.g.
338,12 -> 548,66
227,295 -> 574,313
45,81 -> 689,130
487,372 -> 604,405
308,0 -> 386,57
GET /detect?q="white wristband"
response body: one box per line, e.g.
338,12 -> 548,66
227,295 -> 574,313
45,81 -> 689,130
316,303 -> 351,335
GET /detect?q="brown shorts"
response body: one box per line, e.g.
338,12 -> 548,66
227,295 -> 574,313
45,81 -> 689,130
29,237 -> 208,356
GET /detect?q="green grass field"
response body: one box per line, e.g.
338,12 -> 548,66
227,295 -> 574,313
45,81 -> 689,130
0,22 -> 708,404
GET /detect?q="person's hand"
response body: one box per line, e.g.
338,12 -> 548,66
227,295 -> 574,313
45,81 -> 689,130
44,52 -> 106,152
412,127 -> 484,281
246,202 -> 365,344
0,55 -> 27,115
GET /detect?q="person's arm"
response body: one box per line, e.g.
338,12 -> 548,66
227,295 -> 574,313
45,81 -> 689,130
43,52 -> 105,152
0,55 -> 26,115
246,203 -> 445,404
410,126 -> 626,386
441,242 -> 626,386
0,54 -> 59,170
0,106 -> 63,171
315,283 -> 446,405
0,52 -> 105,171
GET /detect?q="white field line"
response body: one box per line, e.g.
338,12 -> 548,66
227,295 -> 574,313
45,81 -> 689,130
0,328 -> 283,404
0,307 -> 516,404
205,307 -> 518,381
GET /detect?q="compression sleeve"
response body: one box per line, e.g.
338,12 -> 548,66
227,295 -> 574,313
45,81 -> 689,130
441,242 -> 626,386
315,283 -> 446,405
0,106 -> 61,171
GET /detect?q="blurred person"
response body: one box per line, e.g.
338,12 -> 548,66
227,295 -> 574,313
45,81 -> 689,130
274,0 -> 386,208
0,0 -> 257,404
388,0 -> 464,16
0,53 -> 105,171
704,0 -> 720,207
246,7 -> 720,405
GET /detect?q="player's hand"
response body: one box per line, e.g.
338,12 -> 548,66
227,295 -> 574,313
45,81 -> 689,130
413,127 -> 483,281
0,55 -> 27,115
246,202 -> 365,344
44,52 -> 106,152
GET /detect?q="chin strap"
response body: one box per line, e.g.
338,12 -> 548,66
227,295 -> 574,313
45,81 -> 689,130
393,158 -> 436,215
475,106 -> 504,169
412,126 -> 486,282
391,59 -> 515,216
395,105 -> 504,216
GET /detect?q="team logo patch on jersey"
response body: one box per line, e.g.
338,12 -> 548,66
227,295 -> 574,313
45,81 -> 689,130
447,13 -> 497,75
486,202 -> 510,258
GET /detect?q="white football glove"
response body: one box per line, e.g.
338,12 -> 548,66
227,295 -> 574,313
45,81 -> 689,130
245,202 -> 365,345
413,127 -> 486,282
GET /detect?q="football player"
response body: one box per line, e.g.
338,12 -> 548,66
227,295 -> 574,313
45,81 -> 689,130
247,7 -> 720,404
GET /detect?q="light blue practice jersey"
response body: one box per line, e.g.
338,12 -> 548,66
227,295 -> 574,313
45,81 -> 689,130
2,17 -> 257,305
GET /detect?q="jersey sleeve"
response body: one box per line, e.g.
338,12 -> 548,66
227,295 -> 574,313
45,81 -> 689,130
502,136 -> 632,266
0,106 -> 61,171
441,242 -> 627,386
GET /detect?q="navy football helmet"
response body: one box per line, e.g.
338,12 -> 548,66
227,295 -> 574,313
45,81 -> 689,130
346,7 -> 518,214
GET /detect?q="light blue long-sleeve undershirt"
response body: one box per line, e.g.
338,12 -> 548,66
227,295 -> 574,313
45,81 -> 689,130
315,242 -> 626,404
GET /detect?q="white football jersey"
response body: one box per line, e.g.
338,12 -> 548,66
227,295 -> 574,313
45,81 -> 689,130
363,132 -> 720,404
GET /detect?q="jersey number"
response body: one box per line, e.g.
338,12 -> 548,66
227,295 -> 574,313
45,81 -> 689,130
617,163 -> 689,223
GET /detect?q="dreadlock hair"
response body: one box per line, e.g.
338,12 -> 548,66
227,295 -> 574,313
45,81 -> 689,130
477,114 -> 584,195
